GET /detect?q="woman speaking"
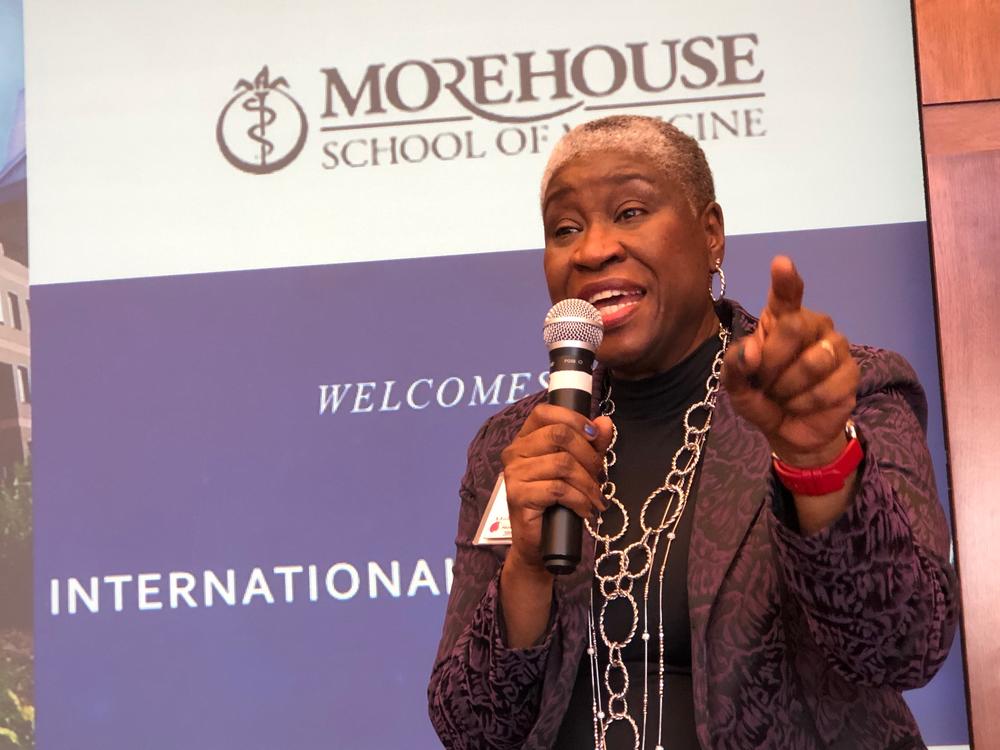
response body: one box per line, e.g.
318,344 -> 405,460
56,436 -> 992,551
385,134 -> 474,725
428,115 -> 958,750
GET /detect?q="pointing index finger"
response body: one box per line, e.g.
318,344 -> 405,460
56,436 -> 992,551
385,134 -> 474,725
766,255 -> 804,317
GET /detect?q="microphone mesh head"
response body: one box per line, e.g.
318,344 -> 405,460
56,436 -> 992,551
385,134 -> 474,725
543,298 -> 604,349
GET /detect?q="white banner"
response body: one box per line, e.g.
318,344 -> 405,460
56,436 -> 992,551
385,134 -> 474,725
25,0 -> 923,284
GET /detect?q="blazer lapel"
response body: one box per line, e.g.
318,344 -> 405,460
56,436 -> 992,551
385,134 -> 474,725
687,383 -> 772,748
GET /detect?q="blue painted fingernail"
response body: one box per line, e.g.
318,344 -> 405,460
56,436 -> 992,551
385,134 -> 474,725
583,422 -> 598,437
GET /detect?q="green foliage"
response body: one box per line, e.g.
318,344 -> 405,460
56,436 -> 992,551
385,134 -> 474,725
0,461 -> 33,748
0,462 -> 30,549
0,461 -> 31,631
0,630 -> 33,749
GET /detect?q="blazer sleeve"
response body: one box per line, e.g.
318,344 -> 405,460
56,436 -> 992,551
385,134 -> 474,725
428,415 -> 556,750
767,346 -> 959,690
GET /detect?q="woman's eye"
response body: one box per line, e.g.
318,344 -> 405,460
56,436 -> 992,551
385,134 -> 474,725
553,225 -> 578,237
617,207 -> 643,222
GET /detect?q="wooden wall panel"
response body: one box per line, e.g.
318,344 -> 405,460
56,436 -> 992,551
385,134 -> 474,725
915,0 -> 1000,747
915,0 -> 1000,104
923,100 -> 1000,157
925,149 -> 1000,747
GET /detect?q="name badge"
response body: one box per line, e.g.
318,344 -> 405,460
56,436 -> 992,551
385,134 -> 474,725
473,474 -> 512,545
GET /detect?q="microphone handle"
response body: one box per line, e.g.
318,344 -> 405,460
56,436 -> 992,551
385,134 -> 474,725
541,346 -> 595,575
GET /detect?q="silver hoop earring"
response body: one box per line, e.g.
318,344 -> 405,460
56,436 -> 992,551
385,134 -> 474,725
710,260 -> 726,303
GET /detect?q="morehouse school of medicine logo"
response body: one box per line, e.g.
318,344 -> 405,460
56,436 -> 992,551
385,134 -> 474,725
216,38 -> 766,173
216,66 -> 308,174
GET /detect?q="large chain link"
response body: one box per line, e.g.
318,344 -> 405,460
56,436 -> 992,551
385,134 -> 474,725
585,325 -> 729,750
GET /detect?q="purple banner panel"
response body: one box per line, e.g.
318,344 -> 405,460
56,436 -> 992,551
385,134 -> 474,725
32,221 -> 967,748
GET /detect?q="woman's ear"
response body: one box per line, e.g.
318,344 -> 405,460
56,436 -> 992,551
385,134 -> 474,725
701,201 -> 725,267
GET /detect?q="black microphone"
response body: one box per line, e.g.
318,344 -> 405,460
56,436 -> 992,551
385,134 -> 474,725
541,298 -> 604,575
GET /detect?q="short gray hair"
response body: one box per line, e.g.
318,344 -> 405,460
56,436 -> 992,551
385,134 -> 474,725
540,115 -> 715,215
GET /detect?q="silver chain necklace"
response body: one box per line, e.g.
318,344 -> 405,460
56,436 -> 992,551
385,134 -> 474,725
584,324 -> 730,750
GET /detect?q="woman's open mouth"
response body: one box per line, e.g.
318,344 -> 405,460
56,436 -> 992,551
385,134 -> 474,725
586,287 -> 645,329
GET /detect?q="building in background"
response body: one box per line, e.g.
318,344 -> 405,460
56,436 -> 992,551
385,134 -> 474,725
0,88 -> 29,470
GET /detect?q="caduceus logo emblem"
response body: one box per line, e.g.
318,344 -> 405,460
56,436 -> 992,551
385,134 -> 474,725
216,66 -> 308,175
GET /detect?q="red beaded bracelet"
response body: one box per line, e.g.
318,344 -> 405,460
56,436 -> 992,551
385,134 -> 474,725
772,421 -> 863,496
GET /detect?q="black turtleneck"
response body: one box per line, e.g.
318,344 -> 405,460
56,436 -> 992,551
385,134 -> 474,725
553,331 -> 723,750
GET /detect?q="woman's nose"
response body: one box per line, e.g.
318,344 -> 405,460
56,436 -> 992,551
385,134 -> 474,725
573,220 -> 626,270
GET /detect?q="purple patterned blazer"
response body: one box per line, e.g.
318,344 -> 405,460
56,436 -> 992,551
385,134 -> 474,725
428,301 -> 958,750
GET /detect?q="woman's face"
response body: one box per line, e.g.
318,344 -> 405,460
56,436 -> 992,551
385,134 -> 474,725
542,150 -> 725,379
